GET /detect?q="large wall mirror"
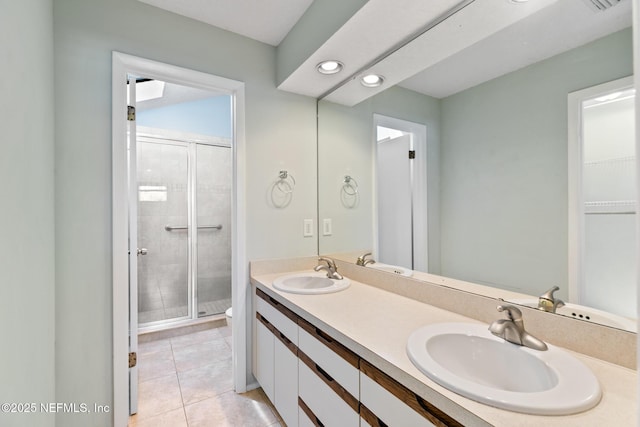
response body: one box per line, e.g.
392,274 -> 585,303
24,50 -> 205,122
317,0 -> 636,332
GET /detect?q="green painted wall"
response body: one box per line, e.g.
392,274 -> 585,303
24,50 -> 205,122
440,28 -> 633,297
0,1 -> 56,426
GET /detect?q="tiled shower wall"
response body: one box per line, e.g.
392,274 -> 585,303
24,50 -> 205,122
137,139 -> 232,325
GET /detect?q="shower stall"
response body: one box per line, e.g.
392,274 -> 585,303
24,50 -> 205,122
131,79 -> 233,328
136,134 -> 232,326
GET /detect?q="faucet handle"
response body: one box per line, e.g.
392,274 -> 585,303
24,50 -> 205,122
317,256 -> 336,269
496,304 -> 522,321
540,286 -> 560,300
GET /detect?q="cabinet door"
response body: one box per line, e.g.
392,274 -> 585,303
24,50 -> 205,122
255,316 -> 274,402
274,336 -> 298,427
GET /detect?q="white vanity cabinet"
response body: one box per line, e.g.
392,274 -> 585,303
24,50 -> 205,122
360,360 -> 463,427
255,289 -> 299,427
254,286 -> 463,427
297,317 -> 360,427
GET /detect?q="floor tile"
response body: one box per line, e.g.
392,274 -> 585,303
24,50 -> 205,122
178,358 -> 233,405
134,373 -> 183,420
172,339 -> 230,372
129,407 -> 188,427
223,335 -> 233,350
130,324 -> 260,427
171,327 -> 223,349
138,337 -> 172,356
218,325 -> 232,338
138,349 -> 176,382
184,389 -> 276,427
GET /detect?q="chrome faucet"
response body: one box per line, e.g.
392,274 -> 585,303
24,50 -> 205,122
488,303 -> 548,351
314,257 -> 343,280
356,252 -> 376,266
538,286 -> 565,313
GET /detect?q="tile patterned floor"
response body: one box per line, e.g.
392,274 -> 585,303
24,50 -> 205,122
129,325 -> 283,427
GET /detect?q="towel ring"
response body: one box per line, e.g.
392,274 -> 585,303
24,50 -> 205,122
342,175 -> 359,196
276,170 -> 296,194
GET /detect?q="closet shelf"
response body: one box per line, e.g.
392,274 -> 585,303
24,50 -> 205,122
584,156 -> 635,167
584,200 -> 636,215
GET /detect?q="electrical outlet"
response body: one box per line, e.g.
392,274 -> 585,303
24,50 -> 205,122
303,219 -> 313,237
323,218 -> 332,236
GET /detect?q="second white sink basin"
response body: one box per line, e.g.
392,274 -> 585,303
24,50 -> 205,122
273,272 -> 350,294
407,323 -> 601,415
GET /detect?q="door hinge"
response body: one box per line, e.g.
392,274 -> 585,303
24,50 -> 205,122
409,150 -> 416,159
129,352 -> 137,368
127,106 -> 136,121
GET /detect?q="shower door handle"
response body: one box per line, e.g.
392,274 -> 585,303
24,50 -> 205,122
137,248 -> 148,256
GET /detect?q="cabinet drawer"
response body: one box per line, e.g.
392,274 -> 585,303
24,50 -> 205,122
360,360 -> 463,427
298,319 -> 359,397
256,288 -> 298,344
299,355 -> 359,427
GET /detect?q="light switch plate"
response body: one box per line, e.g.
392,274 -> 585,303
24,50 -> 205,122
303,219 -> 313,237
323,218 -> 332,236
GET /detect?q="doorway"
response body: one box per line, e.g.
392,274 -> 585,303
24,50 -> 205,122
373,114 -> 428,271
134,94 -> 233,328
112,53 -> 247,426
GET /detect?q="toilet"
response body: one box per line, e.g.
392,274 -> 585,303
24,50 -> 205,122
225,307 -> 232,329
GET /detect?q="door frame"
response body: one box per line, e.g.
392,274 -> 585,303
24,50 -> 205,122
372,114 -> 428,271
112,52 -> 247,426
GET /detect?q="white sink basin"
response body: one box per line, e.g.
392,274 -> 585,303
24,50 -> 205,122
367,262 -> 413,277
273,272 -> 350,294
508,299 -> 636,332
407,323 -> 601,415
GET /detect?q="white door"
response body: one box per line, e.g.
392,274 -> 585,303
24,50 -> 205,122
127,76 -> 139,415
377,134 -> 413,268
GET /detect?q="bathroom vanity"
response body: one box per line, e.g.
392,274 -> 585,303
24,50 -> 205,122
250,257 -> 636,427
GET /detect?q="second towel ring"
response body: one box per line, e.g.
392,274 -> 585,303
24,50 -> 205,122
342,175 -> 359,196
276,170 -> 296,194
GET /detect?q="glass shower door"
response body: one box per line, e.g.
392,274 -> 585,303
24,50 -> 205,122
137,140 -> 191,325
196,143 -> 232,317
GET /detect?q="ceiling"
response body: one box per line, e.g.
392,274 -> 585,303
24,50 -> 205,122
138,0 -> 633,104
137,0 -> 314,46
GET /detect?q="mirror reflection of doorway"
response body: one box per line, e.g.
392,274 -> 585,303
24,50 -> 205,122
374,115 -> 428,271
569,76 -> 637,319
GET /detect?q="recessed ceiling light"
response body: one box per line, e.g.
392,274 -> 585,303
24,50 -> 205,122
317,60 -> 344,75
361,74 -> 384,88
509,0 -> 529,3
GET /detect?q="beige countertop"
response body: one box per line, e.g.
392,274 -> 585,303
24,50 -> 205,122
251,269 -> 637,427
